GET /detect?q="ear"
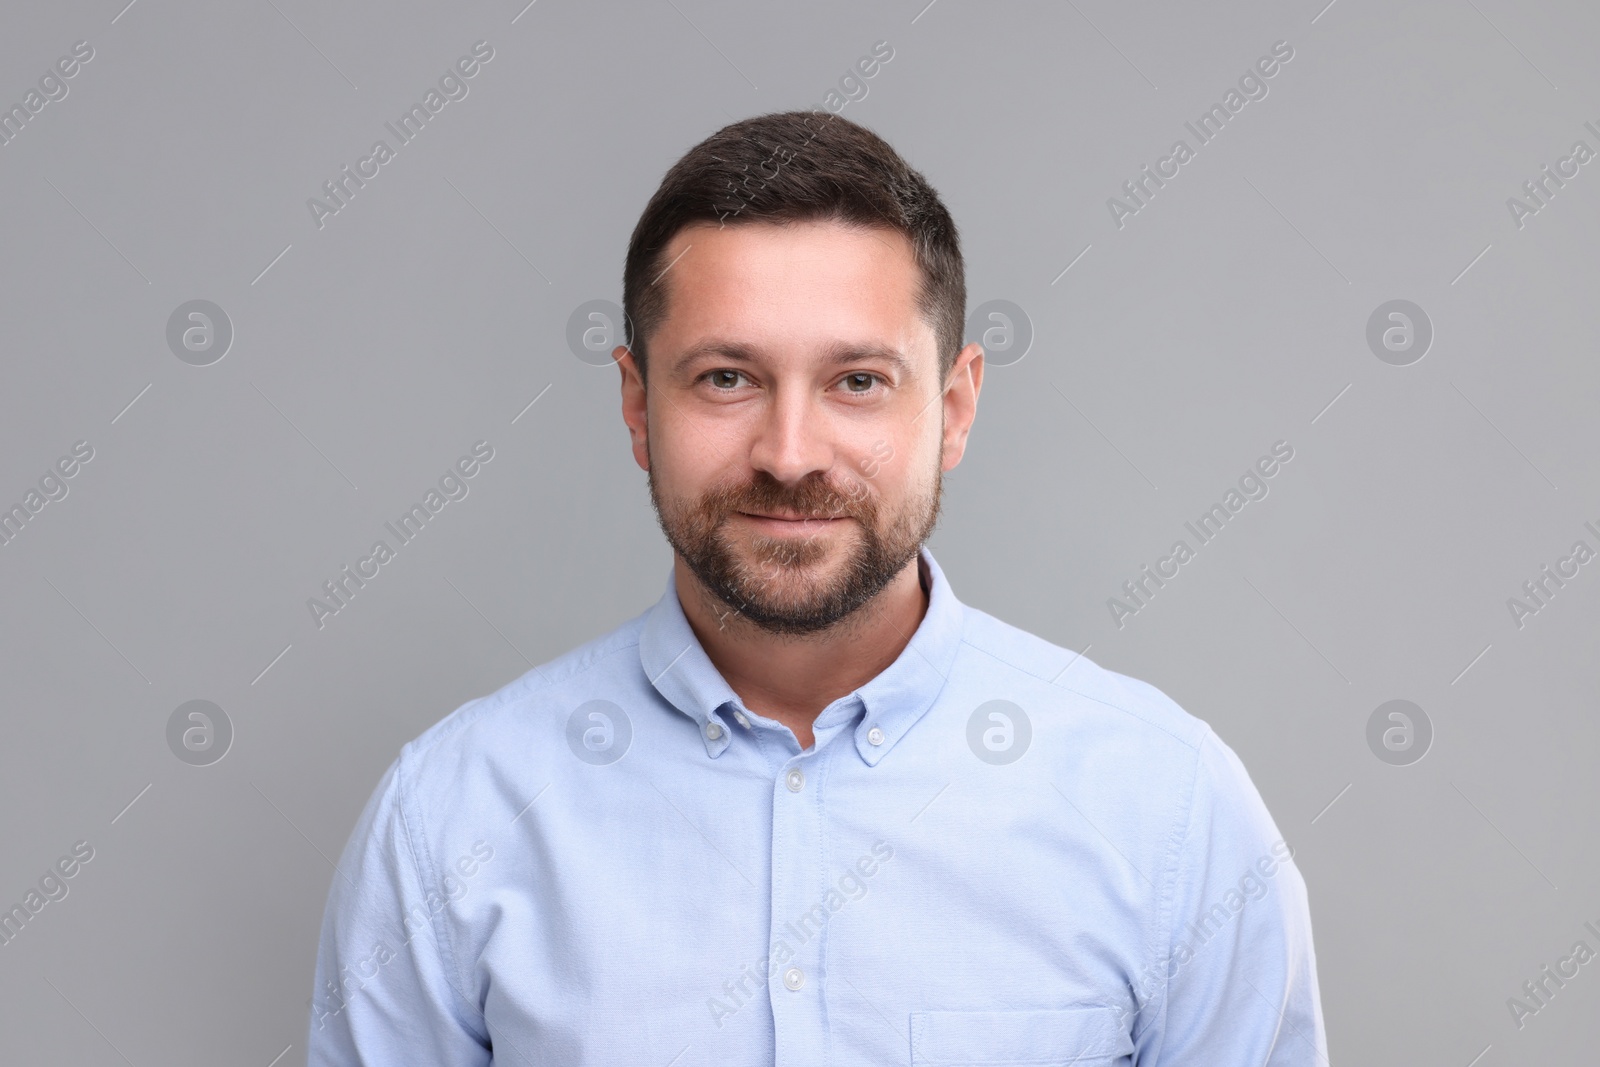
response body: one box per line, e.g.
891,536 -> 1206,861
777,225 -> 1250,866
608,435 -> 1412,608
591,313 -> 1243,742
617,346 -> 649,471
940,341 -> 984,471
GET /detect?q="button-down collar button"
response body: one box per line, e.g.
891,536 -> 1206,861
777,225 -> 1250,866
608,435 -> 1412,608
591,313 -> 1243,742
867,726 -> 885,745
704,721 -> 723,740
785,768 -> 804,792
783,967 -> 805,990
733,711 -> 750,728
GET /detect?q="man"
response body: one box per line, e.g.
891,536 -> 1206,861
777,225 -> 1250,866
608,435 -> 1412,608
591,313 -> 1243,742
308,110 -> 1326,1065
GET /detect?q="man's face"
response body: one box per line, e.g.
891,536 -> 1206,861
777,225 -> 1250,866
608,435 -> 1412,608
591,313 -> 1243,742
618,219 -> 981,635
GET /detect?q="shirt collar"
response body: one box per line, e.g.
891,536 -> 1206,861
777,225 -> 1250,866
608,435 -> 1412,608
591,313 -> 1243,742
638,546 -> 966,764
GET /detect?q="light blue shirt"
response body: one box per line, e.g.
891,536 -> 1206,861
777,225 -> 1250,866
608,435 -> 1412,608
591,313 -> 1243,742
308,547 -> 1326,1065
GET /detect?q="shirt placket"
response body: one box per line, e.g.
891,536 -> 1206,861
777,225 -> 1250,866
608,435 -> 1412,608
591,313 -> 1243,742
767,698 -> 859,1066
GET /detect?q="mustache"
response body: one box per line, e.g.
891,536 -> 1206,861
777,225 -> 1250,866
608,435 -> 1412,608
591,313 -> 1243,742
701,472 -> 869,522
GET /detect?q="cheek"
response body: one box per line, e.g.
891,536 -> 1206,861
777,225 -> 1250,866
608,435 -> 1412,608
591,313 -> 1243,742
654,441 -> 712,495
854,432 -> 935,501
653,386 -> 755,448
650,408 -> 747,496
906,419 -> 945,477
648,396 -> 710,463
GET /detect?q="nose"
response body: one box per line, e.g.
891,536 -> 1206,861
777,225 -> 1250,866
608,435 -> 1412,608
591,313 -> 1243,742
747,385 -> 835,486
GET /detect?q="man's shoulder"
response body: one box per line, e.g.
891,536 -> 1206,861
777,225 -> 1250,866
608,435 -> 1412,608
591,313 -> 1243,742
956,603 -> 1274,838
956,602 -> 1213,758
397,607 -> 649,775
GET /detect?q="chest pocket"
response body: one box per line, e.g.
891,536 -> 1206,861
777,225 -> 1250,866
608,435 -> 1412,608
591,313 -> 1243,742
909,1005 -> 1132,1066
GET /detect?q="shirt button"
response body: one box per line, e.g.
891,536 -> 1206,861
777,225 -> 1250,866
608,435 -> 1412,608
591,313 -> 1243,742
783,967 -> 805,990
733,711 -> 750,728
704,721 -> 723,740
785,768 -> 804,792
867,727 -> 885,745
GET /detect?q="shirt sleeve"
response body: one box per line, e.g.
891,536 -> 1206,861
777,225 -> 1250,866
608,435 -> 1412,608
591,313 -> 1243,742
1137,728 -> 1327,1065
306,752 -> 491,1066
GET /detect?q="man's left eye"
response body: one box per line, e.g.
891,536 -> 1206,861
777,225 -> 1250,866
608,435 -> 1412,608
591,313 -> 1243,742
842,373 -> 879,393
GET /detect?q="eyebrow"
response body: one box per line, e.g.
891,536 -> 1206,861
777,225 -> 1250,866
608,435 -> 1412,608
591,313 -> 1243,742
672,339 -> 914,379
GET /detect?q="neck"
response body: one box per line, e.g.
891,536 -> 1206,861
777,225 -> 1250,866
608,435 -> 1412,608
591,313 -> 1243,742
674,554 -> 930,747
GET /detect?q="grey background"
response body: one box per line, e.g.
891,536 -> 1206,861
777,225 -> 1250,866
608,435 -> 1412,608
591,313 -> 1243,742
1,0 -> 1596,1062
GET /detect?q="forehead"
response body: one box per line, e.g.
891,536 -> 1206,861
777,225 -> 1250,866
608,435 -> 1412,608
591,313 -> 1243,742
651,219 -> 933,361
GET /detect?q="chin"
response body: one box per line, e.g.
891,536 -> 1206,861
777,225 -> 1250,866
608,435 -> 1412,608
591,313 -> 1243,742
743,541 -> 844,573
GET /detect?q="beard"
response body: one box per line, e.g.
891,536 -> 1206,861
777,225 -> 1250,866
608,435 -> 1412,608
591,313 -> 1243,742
648,455 -> 942,636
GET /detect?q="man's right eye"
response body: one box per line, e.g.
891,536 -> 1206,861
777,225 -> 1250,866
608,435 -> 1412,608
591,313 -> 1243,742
705,370 -> 746,389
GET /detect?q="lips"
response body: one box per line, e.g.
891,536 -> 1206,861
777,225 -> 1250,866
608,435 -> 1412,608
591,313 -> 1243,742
733,511 -> 851,534
738,511 -> 846,522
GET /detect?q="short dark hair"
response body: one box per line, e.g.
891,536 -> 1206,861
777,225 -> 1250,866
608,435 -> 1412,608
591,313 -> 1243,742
622,110 -> 966,387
